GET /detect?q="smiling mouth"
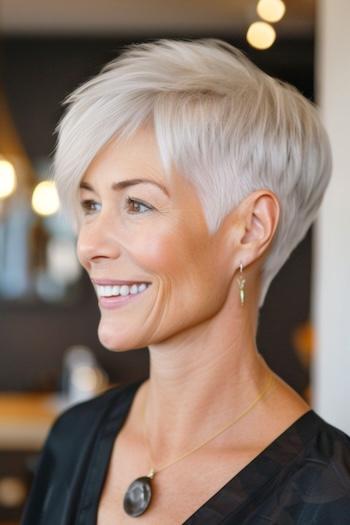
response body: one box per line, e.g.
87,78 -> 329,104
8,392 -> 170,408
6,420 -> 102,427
95,282 -> 151,299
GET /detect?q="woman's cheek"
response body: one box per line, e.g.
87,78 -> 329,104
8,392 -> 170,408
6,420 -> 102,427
127,219 -> 184,270
140,233 -> 178,272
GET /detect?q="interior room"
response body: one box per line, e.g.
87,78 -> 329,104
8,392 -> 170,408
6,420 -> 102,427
0,1 -> 348,523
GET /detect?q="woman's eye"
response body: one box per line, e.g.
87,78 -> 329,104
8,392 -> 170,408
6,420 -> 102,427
80,199 -> 101,214
126,197 -> 153,214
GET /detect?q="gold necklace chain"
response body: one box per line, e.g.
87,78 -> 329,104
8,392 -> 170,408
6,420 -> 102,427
142,371 -> 275,478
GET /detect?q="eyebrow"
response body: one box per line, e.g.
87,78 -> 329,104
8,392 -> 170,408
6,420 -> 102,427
79,178 -> 169,197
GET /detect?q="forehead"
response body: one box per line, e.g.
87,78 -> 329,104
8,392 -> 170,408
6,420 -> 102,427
81,125 -> 169,188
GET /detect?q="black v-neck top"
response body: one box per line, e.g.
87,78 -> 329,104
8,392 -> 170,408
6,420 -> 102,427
21,379 -> 350,524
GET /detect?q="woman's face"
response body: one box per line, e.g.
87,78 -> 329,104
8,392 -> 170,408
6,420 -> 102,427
77,126 -> 233,351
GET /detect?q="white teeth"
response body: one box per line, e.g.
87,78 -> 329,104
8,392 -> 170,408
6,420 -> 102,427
95,283 -> 149,298
98,285 -> 117,297
120,285 -> 129,296
130,284 -> 138,294
112,285 -> 120,295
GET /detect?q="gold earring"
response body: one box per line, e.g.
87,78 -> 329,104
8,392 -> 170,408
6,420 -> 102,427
236,262 -> 246,306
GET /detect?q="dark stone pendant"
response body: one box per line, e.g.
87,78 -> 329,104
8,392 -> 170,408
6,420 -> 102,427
123,472 -> 154,517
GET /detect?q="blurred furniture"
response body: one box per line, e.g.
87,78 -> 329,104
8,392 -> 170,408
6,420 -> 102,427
0,393 -> 58,524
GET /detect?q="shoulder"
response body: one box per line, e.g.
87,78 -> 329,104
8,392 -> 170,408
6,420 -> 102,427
307,411 -> 350,464
229,412 -> 350,525
286,412 -> 350,522
303,412 -> 350,485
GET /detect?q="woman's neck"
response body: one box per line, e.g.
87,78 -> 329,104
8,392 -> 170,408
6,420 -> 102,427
133,301 -> 272,465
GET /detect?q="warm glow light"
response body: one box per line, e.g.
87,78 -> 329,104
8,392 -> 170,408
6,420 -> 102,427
257,0 -> 286,23
0,159 -> 16,199
32,180 -> 60,216
246,21 -> 276,50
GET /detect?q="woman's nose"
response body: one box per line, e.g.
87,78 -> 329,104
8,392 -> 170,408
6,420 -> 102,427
77,215 -> 121,268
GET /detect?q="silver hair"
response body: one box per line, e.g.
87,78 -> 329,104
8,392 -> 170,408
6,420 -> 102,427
53,38 -> 332,308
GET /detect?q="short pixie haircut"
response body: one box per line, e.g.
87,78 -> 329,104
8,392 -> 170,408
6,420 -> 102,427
53,38 -> 332,308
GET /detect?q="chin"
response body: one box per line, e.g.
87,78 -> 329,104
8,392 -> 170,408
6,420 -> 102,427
97,321 -> 141,352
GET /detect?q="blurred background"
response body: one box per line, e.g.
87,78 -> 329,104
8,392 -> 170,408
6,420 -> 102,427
0,0 -> 349,523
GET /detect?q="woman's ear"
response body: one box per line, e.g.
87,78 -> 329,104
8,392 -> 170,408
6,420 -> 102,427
239,190 -> 280,264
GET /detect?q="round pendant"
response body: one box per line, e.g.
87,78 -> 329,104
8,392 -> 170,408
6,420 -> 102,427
123,476 -> 153,517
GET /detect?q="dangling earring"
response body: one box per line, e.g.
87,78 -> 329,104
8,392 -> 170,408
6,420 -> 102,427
237,262 -> 246,306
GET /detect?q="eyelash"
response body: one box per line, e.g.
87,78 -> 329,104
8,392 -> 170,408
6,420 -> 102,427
80,200 -> 100,214
125,197 -> 154,214
79,197 -> 153,215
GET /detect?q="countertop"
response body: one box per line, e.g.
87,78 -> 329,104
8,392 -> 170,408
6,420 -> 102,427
0,393 -> 59,450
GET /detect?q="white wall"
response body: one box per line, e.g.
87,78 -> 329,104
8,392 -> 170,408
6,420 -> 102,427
313,0 -> 350,433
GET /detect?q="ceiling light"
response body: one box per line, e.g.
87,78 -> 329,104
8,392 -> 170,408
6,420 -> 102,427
246,21 -> 276,50
32,180 -> 60,216
0,158 -> 16,199
257,0 -> 286,23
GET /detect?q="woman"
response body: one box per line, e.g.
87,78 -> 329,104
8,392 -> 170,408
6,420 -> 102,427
22,39 -> 350,524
